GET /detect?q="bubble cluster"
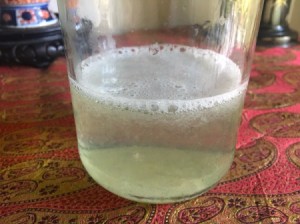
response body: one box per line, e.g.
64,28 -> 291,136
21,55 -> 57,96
72,44 -> 244,114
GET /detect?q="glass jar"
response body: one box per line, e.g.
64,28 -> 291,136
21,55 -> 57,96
58,0 -> 263,203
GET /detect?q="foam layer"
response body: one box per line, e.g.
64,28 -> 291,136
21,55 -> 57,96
71,44 -> 244,113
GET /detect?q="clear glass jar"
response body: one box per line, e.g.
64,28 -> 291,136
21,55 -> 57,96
58,0 -> 263,203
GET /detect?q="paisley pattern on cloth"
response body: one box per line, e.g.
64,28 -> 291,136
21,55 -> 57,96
1,45 -> 300,223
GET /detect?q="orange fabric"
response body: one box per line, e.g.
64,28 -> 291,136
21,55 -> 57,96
1,45 -> 300,223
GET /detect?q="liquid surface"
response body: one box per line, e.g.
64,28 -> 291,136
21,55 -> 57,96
78,44 -> 241,102
70,44 -> 246,203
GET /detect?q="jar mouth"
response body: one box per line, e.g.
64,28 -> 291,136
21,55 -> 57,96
0,0 -> 49,6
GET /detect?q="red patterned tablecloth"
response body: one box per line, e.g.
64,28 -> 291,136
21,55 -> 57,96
1,45 -> 300,223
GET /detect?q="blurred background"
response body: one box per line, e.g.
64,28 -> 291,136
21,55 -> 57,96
0,0 -> 297,67
48,0 -> 300,35
287,0 -> 300,34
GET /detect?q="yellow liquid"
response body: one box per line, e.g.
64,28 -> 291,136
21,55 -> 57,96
70,45 -> 245,203
79,145 -> 234,203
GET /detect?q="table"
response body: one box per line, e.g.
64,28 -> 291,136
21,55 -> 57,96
1,45 -> 300,223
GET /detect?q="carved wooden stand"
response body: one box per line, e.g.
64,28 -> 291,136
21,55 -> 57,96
0,22 -> 64,67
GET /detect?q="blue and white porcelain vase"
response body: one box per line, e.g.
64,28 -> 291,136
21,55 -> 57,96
0,0 -> 58,28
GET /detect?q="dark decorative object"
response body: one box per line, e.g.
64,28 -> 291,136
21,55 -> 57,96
0,0 -> 64,67
258,0 -> 298,46
0,23 -> 64,67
